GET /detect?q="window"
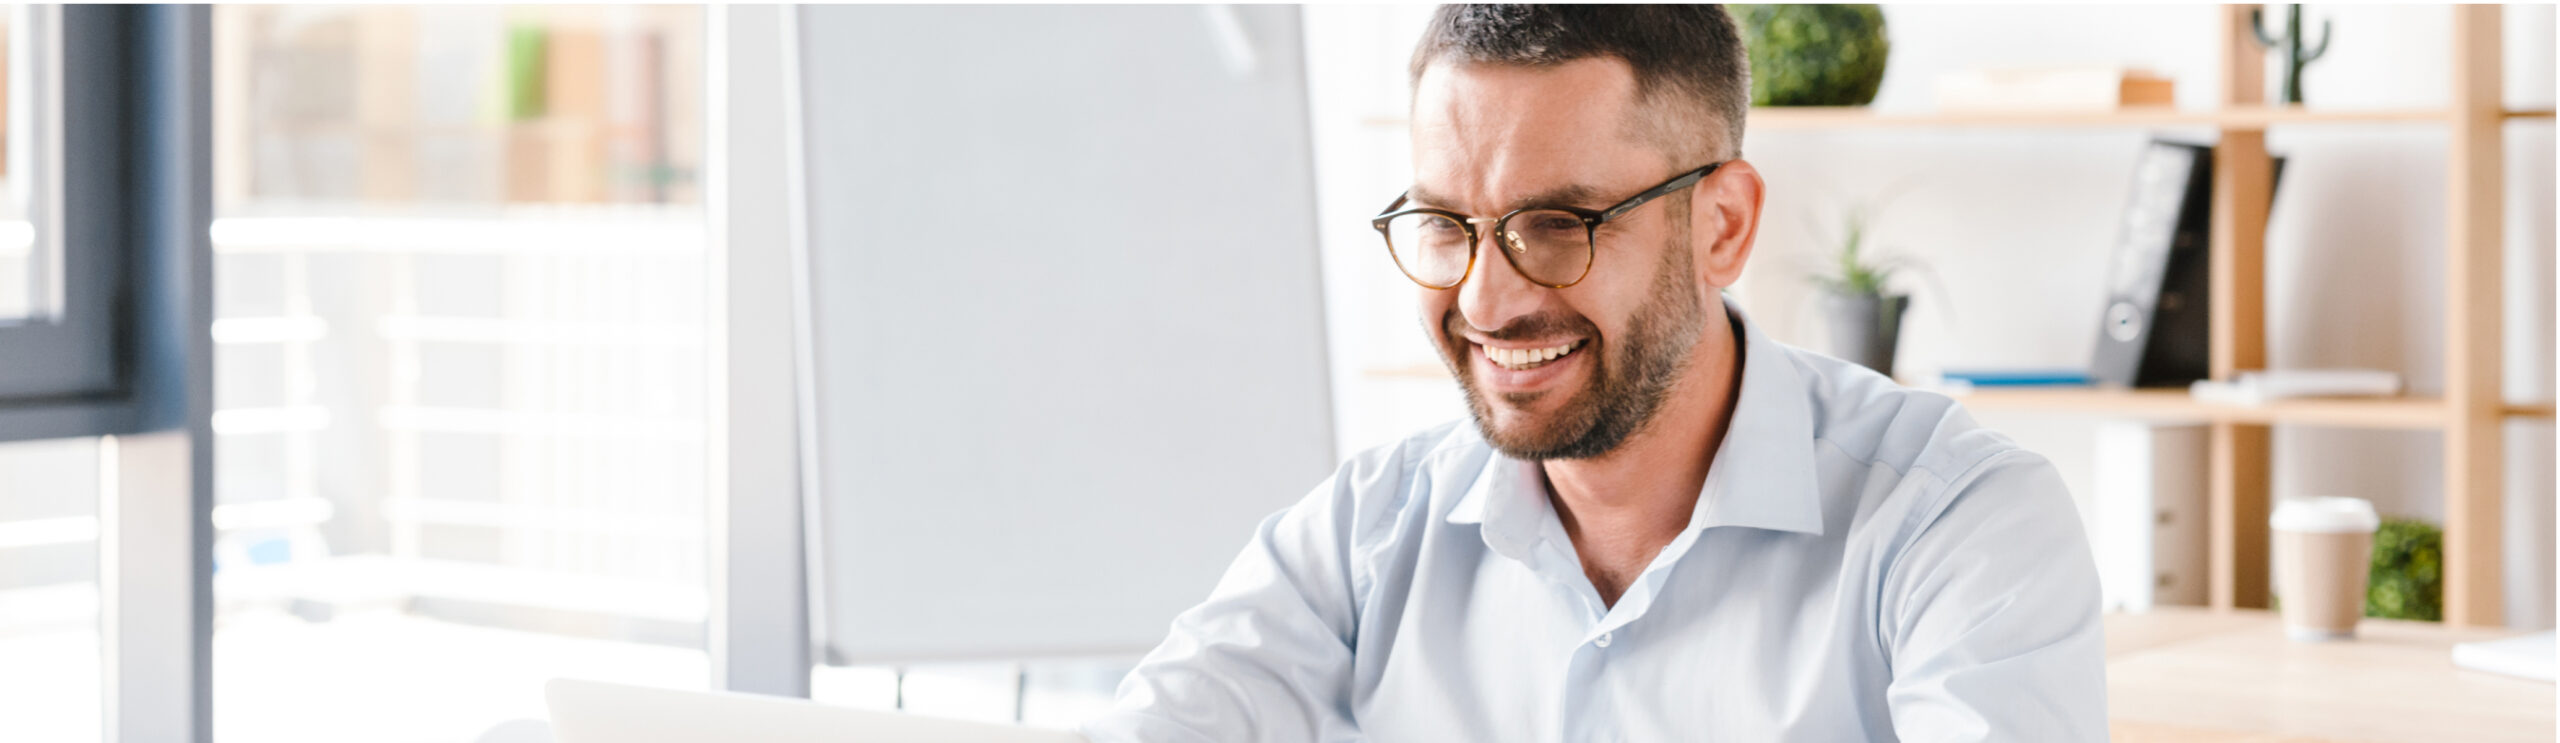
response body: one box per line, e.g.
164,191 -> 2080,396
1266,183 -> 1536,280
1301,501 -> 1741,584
0,4 -> 115,408
0,6 -> 51,323
0,8 -> 135,741
208,7 -> 712,740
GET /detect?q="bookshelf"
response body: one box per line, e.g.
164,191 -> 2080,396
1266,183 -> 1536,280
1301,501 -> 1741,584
212,6 -> 705,211
1360,6 -> 2542,627
1361,106 -> 2555,132
1365,364 -> 2550,431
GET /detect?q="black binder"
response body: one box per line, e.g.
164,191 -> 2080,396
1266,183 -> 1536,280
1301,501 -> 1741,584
2091,140 -> 2214,387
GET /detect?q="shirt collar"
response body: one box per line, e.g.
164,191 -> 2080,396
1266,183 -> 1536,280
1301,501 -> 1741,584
1442,454 -> 1551,561
1690,298 -> 1826,536
1443,297 -> 1826,545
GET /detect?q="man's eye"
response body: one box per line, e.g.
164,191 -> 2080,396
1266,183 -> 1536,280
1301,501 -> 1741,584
1528,214 -> 1584,234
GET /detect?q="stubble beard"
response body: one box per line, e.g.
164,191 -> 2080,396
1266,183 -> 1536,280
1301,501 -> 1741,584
1437,234 -> 1708,461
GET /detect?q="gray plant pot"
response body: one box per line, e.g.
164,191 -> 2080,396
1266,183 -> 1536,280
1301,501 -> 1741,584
1821,290 -> 1909,376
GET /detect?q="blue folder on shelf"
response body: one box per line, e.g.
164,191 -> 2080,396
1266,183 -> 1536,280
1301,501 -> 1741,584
1938,369 -> 2094,387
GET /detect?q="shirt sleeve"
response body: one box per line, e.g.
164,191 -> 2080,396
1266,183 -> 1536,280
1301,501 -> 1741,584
1880,450 -> 2109,743
1079,459 -> 1382,743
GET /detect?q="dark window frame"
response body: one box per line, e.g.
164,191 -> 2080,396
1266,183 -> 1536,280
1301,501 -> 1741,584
0,5 -> 209,444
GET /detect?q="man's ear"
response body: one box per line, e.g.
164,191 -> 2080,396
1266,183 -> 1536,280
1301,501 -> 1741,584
1691,159 -> 1765,291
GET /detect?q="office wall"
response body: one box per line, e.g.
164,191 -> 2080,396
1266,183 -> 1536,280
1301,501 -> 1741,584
1305,5 -> 2557,628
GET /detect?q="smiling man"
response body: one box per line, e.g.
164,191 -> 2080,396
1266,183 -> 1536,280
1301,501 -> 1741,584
1084,6 -> 2104,742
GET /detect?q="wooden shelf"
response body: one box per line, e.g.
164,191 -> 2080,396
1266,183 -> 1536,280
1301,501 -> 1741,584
1361,366 -> 2553,430
1949,387 -> 2448,429
1751,105 -> 2552,131
1358,106 -> 2555,132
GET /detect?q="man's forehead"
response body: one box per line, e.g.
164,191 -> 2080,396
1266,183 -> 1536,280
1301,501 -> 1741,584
1408,58 -> 1657,211
1412,57 -> 1644,146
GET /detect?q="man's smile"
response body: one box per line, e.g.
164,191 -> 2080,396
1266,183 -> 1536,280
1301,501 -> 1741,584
1467,337 -> 1590,394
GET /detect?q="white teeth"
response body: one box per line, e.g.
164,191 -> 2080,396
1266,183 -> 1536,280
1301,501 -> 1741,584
1485,340 -> 1580,370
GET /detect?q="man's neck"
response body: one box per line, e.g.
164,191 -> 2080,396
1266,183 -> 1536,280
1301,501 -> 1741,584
1542,311 -> 1745,607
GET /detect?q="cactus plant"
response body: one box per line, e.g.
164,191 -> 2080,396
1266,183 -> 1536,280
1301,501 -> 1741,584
2250,4 -> 2332,106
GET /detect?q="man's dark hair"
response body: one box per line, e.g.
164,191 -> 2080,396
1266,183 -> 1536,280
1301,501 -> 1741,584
1409,4 -> 1750,162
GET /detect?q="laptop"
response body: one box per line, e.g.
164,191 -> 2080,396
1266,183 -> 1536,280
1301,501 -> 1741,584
546,679 -> 1090,743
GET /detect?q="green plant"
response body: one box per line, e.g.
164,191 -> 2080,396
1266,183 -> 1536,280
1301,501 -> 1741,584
1734,4 -> 1892,107
2366,517 -> 2443,621
1808,201 -> 1928,299
506,24 -> 549,121
1816,205 -> 1890,295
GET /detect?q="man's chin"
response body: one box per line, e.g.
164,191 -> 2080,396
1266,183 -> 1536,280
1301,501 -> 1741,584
1474,399 -> 1586,458
1494,388 -> 1551,409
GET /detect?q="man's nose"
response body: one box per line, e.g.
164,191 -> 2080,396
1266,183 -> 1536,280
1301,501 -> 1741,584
1454,225 -> 1541,337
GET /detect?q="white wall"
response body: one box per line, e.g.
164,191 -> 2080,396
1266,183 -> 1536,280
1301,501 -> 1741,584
1304,5 -> 2556,628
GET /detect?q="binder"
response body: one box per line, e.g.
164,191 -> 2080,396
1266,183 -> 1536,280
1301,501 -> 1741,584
2091,140 -> 2213,387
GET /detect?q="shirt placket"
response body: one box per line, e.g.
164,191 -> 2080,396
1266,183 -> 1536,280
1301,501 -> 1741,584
1539,523 -> 1710,743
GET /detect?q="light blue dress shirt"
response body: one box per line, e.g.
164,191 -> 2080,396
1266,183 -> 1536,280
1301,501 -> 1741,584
1084,305 -> 2107,742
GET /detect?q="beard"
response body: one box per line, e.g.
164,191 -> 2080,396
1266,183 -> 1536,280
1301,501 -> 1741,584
1436,234 -> 1708,461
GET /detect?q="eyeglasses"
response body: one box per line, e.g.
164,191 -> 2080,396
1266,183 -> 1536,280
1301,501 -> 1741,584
1371,162 -> 1723,290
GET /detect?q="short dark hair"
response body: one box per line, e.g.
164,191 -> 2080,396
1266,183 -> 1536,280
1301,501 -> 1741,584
1409,4 -> 1750,162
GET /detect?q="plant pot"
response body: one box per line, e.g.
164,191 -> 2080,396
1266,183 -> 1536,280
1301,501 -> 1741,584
1820,290 -> 1908,376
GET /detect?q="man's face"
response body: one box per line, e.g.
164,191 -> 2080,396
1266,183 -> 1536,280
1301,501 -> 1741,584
1408,57 -> 1710,461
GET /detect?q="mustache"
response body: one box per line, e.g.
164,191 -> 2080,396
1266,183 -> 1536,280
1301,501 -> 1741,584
1441,307 -> 1601,344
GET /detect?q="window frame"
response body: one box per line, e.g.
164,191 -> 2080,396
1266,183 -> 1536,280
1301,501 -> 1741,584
0,5 -> 204,444
0,6 -> 218,743
0,4 -> 120,404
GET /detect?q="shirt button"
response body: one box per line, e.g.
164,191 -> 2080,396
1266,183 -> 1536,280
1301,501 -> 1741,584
1595,632 -> 1613,648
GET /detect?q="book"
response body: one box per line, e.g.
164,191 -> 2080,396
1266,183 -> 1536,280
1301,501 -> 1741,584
2187,369 -> 2403,406
1938,368 -> 2094,387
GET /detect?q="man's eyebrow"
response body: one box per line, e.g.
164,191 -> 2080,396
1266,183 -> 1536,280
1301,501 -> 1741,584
1405,185 -> 1454,210
1508,183 -> 1608,211
1405,183 -> 1610,215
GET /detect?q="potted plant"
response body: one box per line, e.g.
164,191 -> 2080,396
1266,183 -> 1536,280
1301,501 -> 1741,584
1734,4 -> 1892,107
2366,517 -> 2443,621
1809,203 -> 1922,376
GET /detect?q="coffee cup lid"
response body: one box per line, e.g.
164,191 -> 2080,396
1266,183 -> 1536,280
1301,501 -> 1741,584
2270,496 -> 2380,533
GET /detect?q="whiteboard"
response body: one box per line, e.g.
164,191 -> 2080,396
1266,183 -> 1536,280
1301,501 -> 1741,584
794,5 -> 1336,663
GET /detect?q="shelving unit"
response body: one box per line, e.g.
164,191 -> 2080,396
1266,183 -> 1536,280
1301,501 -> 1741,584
1364,366 -> 2549,432
1719,104 -> 2548,130
1360,6 -> 2545,627
212,6 -> 704,209
1360,106 -> 2555,131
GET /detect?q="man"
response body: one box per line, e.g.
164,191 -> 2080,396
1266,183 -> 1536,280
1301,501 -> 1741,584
1083,6 -> 2104,741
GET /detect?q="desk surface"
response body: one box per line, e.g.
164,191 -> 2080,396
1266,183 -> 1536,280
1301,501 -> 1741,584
2104,608 -> 2553,743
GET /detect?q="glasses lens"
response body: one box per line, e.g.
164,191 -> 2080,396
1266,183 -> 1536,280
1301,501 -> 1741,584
1499,210 -> 1593,286
1384,212 -> 1472,288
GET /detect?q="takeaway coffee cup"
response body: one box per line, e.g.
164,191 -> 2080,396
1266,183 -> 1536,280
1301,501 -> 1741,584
2270,497 -> 2381,642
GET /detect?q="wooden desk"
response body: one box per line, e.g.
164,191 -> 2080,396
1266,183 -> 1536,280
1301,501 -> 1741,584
2105,608 -> 2553,742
